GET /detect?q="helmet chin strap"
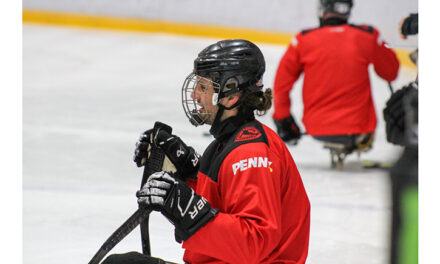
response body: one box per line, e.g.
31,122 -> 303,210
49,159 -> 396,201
211,102 -> 225,128
209,95 -> 255,140
209,72 -> 260,128
211,90 -> 246,129
210,91 -> 234,128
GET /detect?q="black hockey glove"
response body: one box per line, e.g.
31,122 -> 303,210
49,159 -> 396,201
134,127 -> 200,180
137,172 -> 218,242
274,115 -> 302,145
133,122 -> 173,167
401,13 -> 418,37
383,82 -> 418,146
155,130 -> 200,179
133,128 -> 155,167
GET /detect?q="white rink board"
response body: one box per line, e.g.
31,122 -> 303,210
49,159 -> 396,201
23,0 -> 418,47
23,24 -> 417,264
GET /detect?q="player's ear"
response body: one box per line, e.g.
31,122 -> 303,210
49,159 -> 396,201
224,93 -> 240,108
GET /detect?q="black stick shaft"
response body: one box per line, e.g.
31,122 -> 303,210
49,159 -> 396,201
88,207 -> 150,264
388,82 -> 394,94
139,150 -> 165,255
139,122 -> 173,255
88,121 -> 172,263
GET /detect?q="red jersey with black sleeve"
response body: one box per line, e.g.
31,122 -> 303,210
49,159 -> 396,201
182,120 -> 310,264
272,23 -> 400,136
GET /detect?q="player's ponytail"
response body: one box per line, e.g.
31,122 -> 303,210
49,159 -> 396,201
241,88 -> 273,116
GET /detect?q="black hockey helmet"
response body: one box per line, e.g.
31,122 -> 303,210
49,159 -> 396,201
320,0 -> 353,16
182,39 -> 266,126
194,39 -> 265,99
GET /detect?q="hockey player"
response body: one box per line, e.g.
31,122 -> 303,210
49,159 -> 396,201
105,39 -> 311,264
272,0 -> 400,168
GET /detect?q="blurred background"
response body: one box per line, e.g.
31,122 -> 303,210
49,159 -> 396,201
23,0 -> 418,62
22,0 -> 417,46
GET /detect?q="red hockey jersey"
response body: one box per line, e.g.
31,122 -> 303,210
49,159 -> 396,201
273,24 -> 399,135
182,121 -> 310,263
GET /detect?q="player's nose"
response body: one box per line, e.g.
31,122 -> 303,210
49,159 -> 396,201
191,88 -> 200,100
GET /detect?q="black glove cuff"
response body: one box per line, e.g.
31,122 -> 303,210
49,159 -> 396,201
174,208 -> 219,242
180,147 -> 200,179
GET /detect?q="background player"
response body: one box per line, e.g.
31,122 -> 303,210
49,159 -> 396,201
272,0 -> 400,168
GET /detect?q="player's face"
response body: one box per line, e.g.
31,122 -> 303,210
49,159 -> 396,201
191,77 -> 218,125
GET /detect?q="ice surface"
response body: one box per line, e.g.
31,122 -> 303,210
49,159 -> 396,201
23,24 -> 417,264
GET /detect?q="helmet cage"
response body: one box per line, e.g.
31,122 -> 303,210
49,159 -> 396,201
182,39 -> 266,126
181,73 -> 221,127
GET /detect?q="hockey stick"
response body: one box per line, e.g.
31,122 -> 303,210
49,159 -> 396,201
88,207 -> 150,264
388,82 -> 394,94
88,122 -> 172,263
139,122 -> 173,255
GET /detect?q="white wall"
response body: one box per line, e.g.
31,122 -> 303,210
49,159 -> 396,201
23,0 -> 418,47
